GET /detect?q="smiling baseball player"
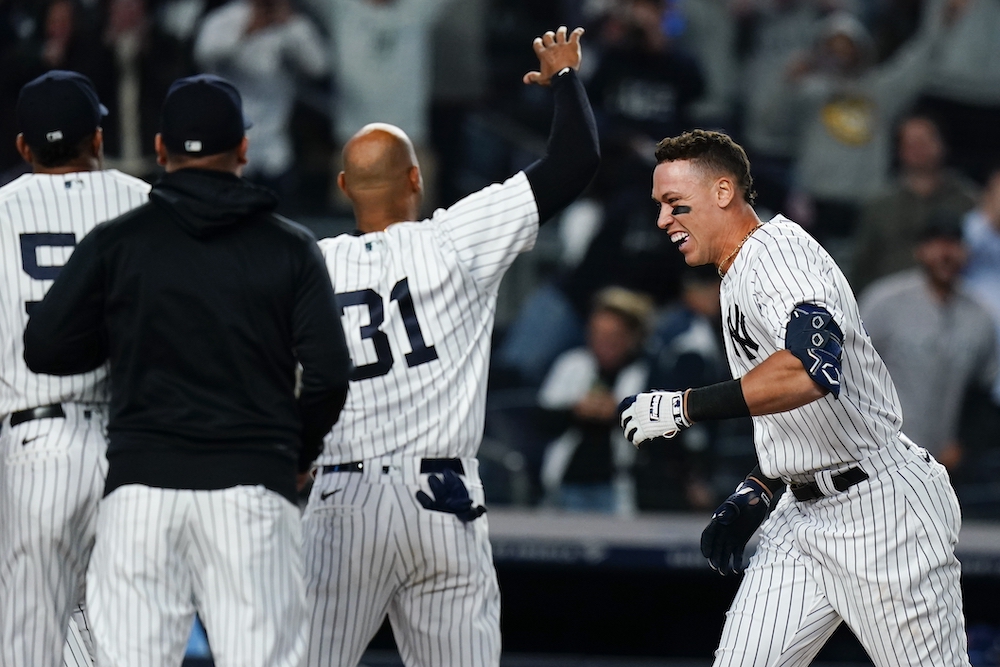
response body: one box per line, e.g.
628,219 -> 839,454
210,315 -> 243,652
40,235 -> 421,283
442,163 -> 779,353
0,71 -> 150,667
619,129 -> 971,666
303,26 -> 599,667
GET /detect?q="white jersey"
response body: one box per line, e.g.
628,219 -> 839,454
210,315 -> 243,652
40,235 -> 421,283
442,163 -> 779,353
720,215 -> 903,480
316,171 -> 538,464
0,170 -> 150,415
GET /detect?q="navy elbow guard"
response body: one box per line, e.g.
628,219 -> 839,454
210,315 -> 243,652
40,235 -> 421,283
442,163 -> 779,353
784,303 -> 843,397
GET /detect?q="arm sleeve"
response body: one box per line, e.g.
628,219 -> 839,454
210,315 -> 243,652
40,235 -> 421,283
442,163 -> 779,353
523,68 -> 601,224
292,241 -> 353,471
285,16 -> 328,78
193,6 -> 246,69
23,228 -> 108,375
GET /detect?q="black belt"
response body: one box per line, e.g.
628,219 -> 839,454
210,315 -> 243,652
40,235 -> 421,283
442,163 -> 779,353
791,466 -> 869,501
10,404 -> 65,427
321,458 -> 465,476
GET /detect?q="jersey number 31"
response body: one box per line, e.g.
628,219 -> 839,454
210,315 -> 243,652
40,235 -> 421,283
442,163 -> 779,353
336,277 -> 438,381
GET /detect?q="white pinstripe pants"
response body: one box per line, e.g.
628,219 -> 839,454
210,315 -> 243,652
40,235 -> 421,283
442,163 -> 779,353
0,403 -> 107,667
714,440 -> 971,667
302,457 -> 501,667
87,484 -> 306,667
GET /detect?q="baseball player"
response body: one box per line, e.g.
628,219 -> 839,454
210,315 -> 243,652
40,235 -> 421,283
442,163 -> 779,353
302,26 -> 599,667
0,71 -> 150,667
23,74 -> 352,667
618,130 -> 971,666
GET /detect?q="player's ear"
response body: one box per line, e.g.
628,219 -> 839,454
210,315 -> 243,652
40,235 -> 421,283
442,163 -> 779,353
715,177 -> 735,208
408,165 -> 422,195
15,134 -> 32,164
91,128 -> 104,158
236,136 -> 249,167
154,133 -> 168,167
337,171 -> 348,197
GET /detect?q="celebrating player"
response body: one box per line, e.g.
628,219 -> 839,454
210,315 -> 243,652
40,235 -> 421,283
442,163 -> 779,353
302,26 -> 599,667
23,74 -> 352,667
618,129 -> 971,666
0,71 -> 151,667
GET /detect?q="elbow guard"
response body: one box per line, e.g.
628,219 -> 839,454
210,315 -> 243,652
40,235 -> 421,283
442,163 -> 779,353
784,303 -> 843,397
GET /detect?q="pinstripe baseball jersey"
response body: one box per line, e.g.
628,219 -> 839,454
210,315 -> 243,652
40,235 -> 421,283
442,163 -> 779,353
1,169 -> 149,667
720,215 -> 903,480
0,170 -> 150,414
316,171 -> 538,463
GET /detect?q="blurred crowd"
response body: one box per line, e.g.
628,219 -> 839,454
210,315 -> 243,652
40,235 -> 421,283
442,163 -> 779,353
2,0 -> 999,517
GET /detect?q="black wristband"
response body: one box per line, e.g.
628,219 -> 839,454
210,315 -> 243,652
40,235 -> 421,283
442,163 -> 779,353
685,379 -> 750,423
747,464 -> 784,497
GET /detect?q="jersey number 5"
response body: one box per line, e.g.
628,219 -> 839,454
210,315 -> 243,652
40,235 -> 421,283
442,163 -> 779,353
20,233 -> 76,315
336,277 -> 438,381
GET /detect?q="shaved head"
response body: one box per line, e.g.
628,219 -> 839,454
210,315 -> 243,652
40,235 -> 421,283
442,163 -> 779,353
338,123 -> 423,232
342,123 -> 418,191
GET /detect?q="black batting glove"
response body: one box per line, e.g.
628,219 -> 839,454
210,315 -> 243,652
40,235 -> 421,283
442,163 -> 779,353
700,478 -> 772,576
416,468 -> 487,523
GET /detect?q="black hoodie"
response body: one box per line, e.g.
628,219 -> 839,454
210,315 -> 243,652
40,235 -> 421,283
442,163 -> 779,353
24,169 -> 352,503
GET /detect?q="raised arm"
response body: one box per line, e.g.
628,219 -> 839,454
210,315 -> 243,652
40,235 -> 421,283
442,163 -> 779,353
522,26 -> 601,224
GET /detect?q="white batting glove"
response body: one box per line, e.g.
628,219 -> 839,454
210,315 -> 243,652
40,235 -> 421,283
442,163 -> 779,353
617,391 -> 691,447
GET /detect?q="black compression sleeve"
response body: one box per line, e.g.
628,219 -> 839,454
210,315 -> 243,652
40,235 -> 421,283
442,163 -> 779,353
747,464 -> 784,497
523,68 -> 600,224
685,379 -> 751,423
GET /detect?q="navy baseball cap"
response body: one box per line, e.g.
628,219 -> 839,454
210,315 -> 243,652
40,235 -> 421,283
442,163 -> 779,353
160,74 -> 251,156
16,70 -> 108,148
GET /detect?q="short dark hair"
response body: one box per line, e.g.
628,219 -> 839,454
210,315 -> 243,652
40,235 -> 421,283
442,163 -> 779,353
28,131 -> 96,168
654,130 -> 756,205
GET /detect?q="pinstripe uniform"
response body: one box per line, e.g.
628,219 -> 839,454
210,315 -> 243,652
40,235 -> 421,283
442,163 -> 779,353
0,170 -> 150,667
713,215 -> 970,666
304,171 -> 538,667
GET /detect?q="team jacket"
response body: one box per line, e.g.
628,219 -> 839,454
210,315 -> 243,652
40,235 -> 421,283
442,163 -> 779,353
24,168 -> 351,503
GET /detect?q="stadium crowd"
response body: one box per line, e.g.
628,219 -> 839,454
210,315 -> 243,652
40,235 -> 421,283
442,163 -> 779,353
1,0 -> 998,517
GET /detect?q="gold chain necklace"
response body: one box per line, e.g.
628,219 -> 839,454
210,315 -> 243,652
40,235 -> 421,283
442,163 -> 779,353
717,223 -> 762,278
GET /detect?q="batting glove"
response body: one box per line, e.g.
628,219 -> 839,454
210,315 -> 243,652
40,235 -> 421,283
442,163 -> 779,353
700,478 -> 772,576
617,390 -> 691,447
416,469 -> 487,523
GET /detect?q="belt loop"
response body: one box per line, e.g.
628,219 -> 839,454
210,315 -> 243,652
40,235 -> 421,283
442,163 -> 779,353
814,469 -> 839,497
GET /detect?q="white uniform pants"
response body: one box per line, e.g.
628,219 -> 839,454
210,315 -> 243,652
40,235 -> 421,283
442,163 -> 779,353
87,484 -> 305,667
714,439 -> 971,667
302,457 -> 501,667
0,403 -> 106,667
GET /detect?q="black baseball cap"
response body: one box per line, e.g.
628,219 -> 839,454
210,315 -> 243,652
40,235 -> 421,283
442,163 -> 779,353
160,74 -> 251,156
16,70 -> 108,148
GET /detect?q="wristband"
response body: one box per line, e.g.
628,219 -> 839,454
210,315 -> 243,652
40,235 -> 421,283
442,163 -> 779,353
685,379 -> 750,423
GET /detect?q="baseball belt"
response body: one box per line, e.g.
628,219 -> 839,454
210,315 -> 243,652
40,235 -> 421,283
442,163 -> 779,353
321,458 -> 465,476
790,466 -> 869,501
10,403 -> 66,427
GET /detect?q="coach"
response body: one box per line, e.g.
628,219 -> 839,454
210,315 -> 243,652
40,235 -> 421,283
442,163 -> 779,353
24,74 -> 352,667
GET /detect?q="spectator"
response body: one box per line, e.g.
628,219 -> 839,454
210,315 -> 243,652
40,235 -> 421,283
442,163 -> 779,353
963,166 -> 1000,406
775,1 -> 960,250
429,0 -> 486,207
677,0 -> 738,129
851,112 -> 978,292
100,0 -> 192,178
537,287 -> 653,515
918,0 -> 1000,183
636,266 -> 730,512
587,0 -> 704,147
735,0 -> 828,216
195,0 -> 328,198
326,0 -> 447,209
859,212 -> 997,471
